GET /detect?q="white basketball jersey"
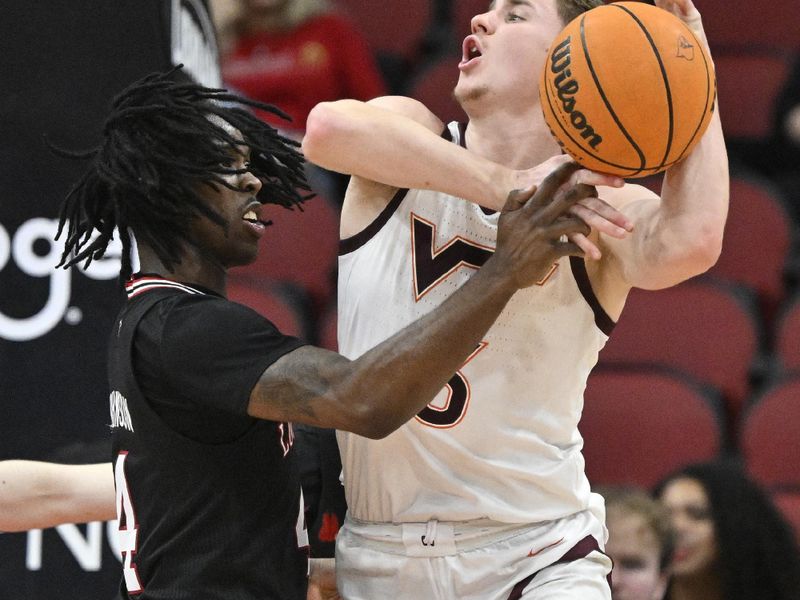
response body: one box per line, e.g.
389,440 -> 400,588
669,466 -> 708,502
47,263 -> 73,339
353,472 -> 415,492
336,122 -> 613,524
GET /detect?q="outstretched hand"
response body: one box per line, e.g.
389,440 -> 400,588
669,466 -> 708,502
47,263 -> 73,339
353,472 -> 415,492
493,161 -> 599,289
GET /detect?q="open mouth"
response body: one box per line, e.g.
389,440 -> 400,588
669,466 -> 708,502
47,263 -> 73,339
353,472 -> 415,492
242,207 -> 272,235
460,36 -> 483,68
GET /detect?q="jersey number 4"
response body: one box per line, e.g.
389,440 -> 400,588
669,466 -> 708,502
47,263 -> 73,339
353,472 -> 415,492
115,452 -> 144,594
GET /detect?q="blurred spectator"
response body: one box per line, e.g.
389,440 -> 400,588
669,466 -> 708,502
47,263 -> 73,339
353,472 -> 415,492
219,0 -> 386,139
655,460 -> 800,600
601,486 -> 673,600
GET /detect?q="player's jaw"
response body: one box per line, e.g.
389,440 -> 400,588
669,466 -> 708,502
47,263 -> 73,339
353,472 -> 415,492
190,183 -> 268,270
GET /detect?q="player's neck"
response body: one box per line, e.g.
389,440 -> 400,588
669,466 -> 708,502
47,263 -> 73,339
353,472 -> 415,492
464,111 -> 563,169
137,243 -> 228,297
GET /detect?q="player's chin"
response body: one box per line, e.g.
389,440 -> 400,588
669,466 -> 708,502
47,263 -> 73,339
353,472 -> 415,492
226,241 -> 260,268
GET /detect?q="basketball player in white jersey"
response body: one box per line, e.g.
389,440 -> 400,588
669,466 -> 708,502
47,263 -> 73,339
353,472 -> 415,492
302,0 -> 728,597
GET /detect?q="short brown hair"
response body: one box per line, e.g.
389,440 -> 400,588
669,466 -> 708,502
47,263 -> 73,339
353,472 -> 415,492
556,0 -> 604,25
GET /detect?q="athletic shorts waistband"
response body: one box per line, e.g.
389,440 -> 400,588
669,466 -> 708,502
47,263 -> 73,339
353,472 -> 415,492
342,516 -> 543,556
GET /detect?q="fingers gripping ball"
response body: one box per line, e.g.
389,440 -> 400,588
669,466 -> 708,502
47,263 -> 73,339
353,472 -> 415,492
539,1 -> 715,178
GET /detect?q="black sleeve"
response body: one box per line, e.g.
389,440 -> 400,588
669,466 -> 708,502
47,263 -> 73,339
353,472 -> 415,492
149,294 -> 306,415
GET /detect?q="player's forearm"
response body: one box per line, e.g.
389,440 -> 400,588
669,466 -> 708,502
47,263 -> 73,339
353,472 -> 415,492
0,461 -> 115,531
303,100 -> 509,210
647,107 -> 728,283
252,261 -> 516,438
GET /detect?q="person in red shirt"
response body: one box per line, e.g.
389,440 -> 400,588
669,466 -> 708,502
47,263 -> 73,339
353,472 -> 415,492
221,0 -> 386,138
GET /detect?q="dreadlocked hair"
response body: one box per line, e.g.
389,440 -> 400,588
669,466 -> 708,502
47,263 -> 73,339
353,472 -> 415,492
54,65 -> 311,281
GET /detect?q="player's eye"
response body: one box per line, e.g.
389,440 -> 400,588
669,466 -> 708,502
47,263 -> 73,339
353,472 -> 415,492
506,12 -> 524,22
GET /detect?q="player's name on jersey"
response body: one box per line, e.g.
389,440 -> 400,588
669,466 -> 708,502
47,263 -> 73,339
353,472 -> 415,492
110,390 -> 134,432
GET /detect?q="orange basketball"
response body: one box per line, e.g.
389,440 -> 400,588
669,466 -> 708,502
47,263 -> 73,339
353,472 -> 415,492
539,1 -> 715,178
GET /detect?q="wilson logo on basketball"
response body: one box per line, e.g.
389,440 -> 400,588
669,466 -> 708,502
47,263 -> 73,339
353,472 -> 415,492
549,36 -> 603,150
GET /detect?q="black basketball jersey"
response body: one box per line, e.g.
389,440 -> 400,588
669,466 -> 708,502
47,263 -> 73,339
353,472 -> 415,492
108,275 -> 308,599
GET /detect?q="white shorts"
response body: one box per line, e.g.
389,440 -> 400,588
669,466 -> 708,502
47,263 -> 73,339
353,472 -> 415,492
335,509 -> 611,600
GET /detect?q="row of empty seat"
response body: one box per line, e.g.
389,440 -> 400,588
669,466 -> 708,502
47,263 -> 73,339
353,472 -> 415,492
582,368 -> 800,489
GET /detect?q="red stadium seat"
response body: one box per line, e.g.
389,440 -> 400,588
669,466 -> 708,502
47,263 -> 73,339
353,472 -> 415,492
407,53 -> 467,125
227,277 -> 314,341
707,174 -> 794,323
232,193 -> 340,310
598,279 -> 761,426
692,0 -> 798,52
581,367 -> 724,488
741,376 -> 800,490
772,491 -> 800,545
775,294 -> 800,374
332,0 -> 433,63
715,49 -> 792,140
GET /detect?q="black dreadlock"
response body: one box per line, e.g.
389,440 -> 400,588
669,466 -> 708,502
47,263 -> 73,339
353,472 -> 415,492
53,65 -> 311,280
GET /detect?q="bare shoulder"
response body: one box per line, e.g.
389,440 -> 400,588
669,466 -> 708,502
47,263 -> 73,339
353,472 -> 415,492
342,96 -> 443,238
341,175 -> 399,239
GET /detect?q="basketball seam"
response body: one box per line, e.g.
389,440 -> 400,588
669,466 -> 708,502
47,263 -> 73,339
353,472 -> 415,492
613,4 -> 675,172
544,78 -> 680,175
580,12 -> 646,173
543,63 -> 641,175
668,26 -> 714,165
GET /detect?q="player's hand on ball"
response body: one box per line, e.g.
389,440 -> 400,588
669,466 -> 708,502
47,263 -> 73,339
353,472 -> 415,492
512,157 -> 631,259
494,161 -> 596,289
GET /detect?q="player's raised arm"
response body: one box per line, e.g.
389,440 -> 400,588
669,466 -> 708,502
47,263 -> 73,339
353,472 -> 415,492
304,96 -> 511,210
597,0 -> 728,294
247,162 -> 595,438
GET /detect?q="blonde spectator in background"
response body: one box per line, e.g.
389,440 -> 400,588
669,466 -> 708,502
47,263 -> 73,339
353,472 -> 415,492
601,486 -> 673,600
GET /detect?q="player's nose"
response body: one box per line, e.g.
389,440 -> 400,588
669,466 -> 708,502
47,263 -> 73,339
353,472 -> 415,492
470,9 -> 495,34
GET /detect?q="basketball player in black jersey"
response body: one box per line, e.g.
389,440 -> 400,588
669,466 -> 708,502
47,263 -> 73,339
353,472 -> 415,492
51,67 -> 626,599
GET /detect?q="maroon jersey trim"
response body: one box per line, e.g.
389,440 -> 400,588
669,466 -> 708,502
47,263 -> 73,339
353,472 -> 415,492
338,124 -> 457,256
569,256 -> 615,335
